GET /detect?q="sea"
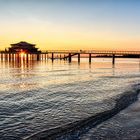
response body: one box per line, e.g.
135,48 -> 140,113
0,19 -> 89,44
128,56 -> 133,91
0,57 -> 140,140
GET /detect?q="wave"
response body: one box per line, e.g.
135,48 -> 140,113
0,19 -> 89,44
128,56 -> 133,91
23,84 -> 140,140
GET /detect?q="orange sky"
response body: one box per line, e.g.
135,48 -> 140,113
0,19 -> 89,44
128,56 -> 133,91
1,25 -> 139,51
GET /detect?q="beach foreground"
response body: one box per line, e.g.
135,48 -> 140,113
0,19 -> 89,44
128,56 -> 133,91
80,91 -> 140,140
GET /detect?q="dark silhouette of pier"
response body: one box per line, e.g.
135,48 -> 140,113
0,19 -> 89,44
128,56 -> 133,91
41,50 -> 140,64
0,49 -> 140,65
1,41 -> 139,65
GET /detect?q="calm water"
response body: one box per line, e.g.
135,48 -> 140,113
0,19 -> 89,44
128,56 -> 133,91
0,58 -> 140,140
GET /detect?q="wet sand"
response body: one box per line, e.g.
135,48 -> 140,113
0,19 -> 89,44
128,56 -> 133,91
80,93 -> 140,140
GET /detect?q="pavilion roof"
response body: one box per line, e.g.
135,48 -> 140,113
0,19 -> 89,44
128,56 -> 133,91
11,41 -> 36,47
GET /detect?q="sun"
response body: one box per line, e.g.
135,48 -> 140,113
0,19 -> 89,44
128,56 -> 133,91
20,52 -> 26,57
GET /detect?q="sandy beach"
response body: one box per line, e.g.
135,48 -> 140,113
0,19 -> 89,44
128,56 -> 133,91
79,92 -> 140,140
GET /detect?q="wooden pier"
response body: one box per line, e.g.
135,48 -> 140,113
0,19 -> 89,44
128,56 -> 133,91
0,50 -> 140,65
41,50 -> 140,65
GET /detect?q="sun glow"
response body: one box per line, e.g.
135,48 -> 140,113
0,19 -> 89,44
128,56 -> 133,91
20,52 -> 26,58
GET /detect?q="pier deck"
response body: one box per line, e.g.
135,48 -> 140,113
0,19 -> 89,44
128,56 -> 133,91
0,50 -> 140,64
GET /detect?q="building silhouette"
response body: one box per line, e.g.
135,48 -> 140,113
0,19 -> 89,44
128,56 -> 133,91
8,41 -> 40,53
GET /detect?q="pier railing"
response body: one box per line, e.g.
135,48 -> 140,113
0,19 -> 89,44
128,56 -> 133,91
41,50 -> 140,55
41,50 -> 140,64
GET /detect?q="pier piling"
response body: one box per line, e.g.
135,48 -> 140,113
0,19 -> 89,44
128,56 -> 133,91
9,54 -> 11,61
17,54 -> 20,62
45,54 -> 47,60
78,53 -> 80,63
112,54 -> 115,65
5,54 -> 8,61
37,54 -> 40,61
1,53 -> 3,61
52,53 -> 54,62
26,54 -> 29,62
69,53 -> 71,63
89,53 -> 91,63
64,55 -> 66,60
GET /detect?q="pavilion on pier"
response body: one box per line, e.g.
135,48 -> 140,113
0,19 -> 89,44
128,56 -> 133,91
8,41 -> 40,53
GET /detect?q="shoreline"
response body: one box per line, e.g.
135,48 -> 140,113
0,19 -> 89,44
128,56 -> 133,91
24,86 -> 140,140
82,91 -> 140,140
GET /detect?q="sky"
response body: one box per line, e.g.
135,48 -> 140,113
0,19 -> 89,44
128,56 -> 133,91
0,0 -> 140,51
